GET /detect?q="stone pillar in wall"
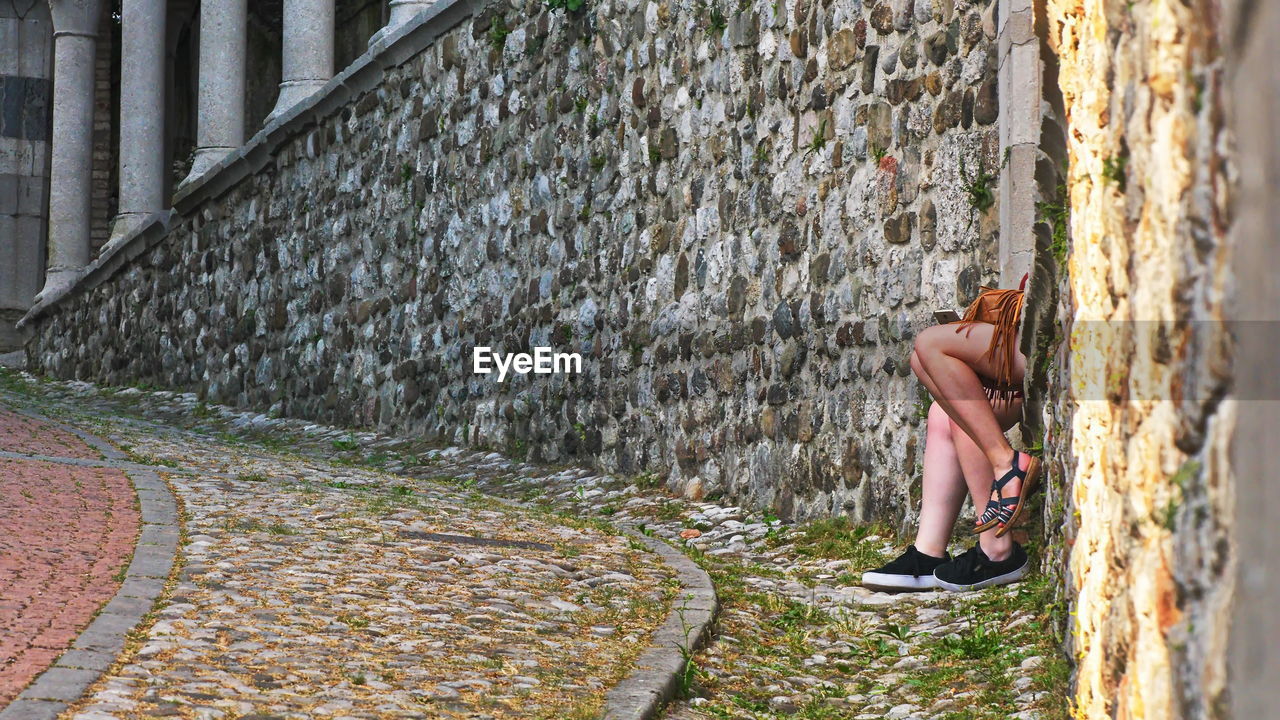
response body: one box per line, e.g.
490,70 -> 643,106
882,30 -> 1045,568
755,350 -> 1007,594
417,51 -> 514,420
108,0 -> 167,246
368,0 -> 432,46
996,0 -> 1040,287
39,0 -> 105,301
265,0 -> 333,122
0,2 -> 53,352
181,0 -> 247,185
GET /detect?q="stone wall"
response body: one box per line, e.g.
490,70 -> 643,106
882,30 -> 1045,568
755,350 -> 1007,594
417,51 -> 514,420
25,0 -> 1006,522
1042,0 -> 1235,715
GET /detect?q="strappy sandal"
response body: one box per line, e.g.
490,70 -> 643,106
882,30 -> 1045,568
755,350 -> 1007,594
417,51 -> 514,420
995,452 -> 1041,538
972,451 -> 1041,535
972,466 -> 1018,534
973,496 -> 1004,534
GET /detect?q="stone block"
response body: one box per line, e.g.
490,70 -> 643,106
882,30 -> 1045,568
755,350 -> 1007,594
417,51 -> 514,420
0,699 -> 64,720
1001,42 -> 1040,147
53,649 -> 115,672
116,575 -> 166,600
19,667 -> 100,701
16,173 -> 47,216
136,522 -> 179,549
827,28 -> 858,69
127,544 -> 175,578
0,172 -> 15,214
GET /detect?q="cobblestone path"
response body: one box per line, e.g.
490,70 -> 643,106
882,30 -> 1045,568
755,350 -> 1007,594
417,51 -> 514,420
0,378 -> 675,720
0,411 -> 140,707
0,370 -> 1068,719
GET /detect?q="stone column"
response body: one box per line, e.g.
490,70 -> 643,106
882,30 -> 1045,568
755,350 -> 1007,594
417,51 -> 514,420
39,0 -> 105,300
995,0 -> 1040,287
181,0 -> 247,184
108,0 -> 167,245
266,0 -> 334,122
369,0 -> 434,46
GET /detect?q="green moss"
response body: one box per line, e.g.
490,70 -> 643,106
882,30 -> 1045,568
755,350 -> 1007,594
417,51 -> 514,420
544,0 -> 587,12
705,3 -> 728,34
1101,153 -> 1128,191
487,15 -> 511,53
961,156 -> 997,213
1157,459 -> 1201,529
804,118 -> 828,157
1037,183 -> 1070,266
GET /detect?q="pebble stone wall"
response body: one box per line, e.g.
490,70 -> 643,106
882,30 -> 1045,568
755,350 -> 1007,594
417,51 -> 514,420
27,0 -> 1005,522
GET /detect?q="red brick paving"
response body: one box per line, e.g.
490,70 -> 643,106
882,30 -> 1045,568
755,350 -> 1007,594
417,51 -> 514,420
0,424 -> 140,706
0,409 -> 100,459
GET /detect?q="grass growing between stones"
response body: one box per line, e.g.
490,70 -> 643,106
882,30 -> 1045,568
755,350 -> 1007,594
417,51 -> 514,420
666,517 -> 1067,720
768,516 -> 894,569
670,556 -> 871,718
126,449 -> 180,468
0,367 -> 30,393
905,575 -> 1071,720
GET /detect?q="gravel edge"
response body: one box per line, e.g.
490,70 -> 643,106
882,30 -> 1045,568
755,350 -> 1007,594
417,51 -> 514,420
602,526 -> 719,720
0,412 -> 180,720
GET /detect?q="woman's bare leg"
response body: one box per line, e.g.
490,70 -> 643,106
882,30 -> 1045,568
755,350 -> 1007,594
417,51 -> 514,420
909,350 -> 946,406
912,394 -> 1024,560
912,323 -> 1030,489
951,397 -> 1023,560
912,402 -> 968,558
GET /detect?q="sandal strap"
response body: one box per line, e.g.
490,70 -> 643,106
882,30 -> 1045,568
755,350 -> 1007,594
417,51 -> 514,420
977,504 -> 1002,525
991,451 -> 1027,493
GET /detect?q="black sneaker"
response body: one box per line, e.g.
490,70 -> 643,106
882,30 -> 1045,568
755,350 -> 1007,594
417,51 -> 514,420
861,545 -> 951,591
933,543 -> 1029,592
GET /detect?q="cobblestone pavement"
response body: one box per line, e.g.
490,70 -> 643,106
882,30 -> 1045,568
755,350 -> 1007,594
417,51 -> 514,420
0,411 -> 140,707
0,371 -> 1068,719
0,376 -> 675,720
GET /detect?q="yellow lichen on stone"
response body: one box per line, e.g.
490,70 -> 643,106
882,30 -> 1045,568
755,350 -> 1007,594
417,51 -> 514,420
1046,0 -> 1234,717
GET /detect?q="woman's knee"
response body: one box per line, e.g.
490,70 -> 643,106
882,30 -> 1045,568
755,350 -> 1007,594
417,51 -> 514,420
913,325 -> 947,357
926,401 -> 951,434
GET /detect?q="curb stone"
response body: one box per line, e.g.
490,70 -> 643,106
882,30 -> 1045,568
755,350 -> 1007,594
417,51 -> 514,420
0,448 -> 238,477
0,411 -> 180,720
603,526 -> 718,720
